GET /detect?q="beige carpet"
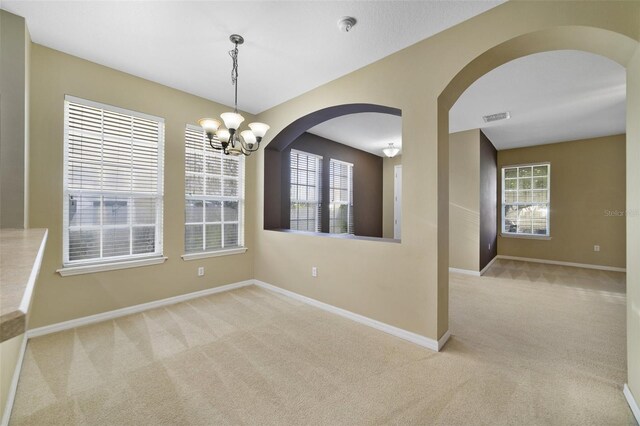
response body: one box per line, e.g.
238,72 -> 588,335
10,259 -> 636,425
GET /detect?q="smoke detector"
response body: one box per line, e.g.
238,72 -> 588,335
338,17 -> 357,33
483,112 -> 510,123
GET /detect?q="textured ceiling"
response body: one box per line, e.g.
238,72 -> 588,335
1,0 -> 503,114
308,113 -> 402,157
309,51 -> 626,154
450,50 -> 626,149
2,3 -> 624,152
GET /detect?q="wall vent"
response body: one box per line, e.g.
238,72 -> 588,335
482,111 -> 510,123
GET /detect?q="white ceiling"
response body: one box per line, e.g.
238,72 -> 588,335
308,113 -> 402,157
3,3 -> 624,153
309,51 -> 627,155
1,0 -> 503,114
450,50 -> 626,150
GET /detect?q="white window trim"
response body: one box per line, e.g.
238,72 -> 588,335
329,158 -> 354,235
290,149 -> 323,232
500,233 -> 552,240
181,247 -> 248,261
501,162 -> 551,238
61,95 -> 165,270
57,255 -> 167,276
184,124 -> 246,254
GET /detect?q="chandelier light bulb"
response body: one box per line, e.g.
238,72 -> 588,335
198,118 -> 221,135
216,128 -> 231,143
220,112 -> 244,131
240,130 -> 257,146
248,122 -> 270,139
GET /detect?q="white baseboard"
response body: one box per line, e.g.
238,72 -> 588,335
26,280 -> 254,338
437,330 -> 452,351
480,256 -> 498,276
1,335 -> 28,426
253,280 -> 445,352
496,255 -> 626,273
448,267 -> 480,276
624,384 -> 640,424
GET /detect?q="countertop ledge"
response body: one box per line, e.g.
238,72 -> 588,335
0,228 -> 48,342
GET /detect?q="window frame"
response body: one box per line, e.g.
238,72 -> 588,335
501,162 -> 551,238
61,95 -> 165,270
289,149 -> 323,232
183,124 -> 245,257
329,158 -> 354,235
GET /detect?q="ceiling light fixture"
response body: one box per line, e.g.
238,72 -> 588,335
198,34 -> 269,156
382,143 -> 400,158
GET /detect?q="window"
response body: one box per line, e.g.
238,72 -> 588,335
63,96 -> 164,265
290,149 -> 322,232
329,159 -> 354,234
502,163 -> 550,236
185,125 -> 244,253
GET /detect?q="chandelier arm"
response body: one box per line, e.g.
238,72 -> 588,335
209,140 -> 223,151
236,134 -> 260,153
244,142 -> 261,153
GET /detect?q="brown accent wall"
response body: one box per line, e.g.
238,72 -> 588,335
277,132 -> 383,237
479,131 -> 498,270
497,134 -> 626,268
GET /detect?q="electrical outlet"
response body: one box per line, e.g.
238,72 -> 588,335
198,266 -> 205,276
594,245 -> 600,252
311,266 -> 318,277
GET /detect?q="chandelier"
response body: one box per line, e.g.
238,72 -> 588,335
198,34 -> 269,156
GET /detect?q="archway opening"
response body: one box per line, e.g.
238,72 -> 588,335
435,26 -> 637,341
263,103 -> 402,240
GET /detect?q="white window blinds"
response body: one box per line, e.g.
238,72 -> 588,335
329,159 -> 354,234
185,125 -> 244,253
502,163 -> 550,236
290,149 -> 322,232
63,96 -> 164,265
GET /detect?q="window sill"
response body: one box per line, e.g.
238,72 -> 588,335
500,233 -> 551,240
266,228 -> 401,243
181,247 -> 248,261
57,256 -> 167,276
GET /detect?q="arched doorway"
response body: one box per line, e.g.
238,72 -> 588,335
435,25 -> 638,339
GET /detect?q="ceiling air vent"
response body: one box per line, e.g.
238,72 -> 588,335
483,111 -> 510,123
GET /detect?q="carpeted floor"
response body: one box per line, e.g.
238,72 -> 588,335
10,259 -> 636,425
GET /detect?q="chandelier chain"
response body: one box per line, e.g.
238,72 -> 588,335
229,45 -> 239,113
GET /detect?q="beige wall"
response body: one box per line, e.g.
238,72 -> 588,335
15,1 -> 640,392
0,334 -> 24,421
497,134 -> 626,268
28,45 -> 257,328
382,155 -> 402,239
449,130 -> 480,271
0,10 -> 30,228
253,2 -> 640,341
626,44 -> 640,410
